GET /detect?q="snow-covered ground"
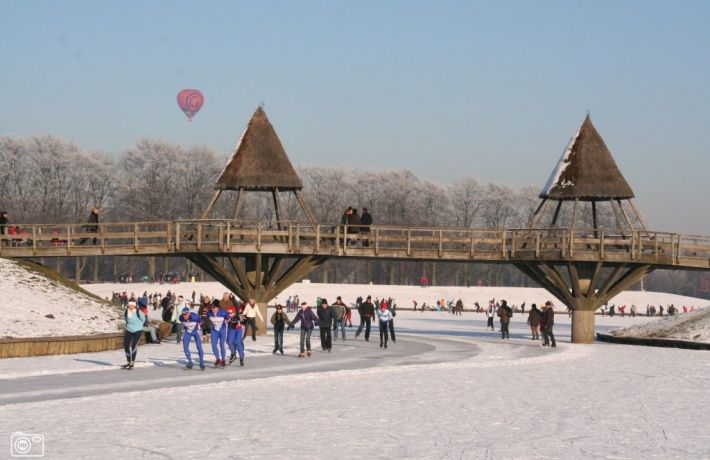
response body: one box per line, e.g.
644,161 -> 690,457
0,311 -> 708,459
0,259 -> 120,338
609,306 -> 710,343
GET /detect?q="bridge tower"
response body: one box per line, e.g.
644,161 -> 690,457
518,114 -> 653,343
191,106 -> 328,334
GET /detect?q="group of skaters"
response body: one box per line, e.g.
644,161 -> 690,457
599,303 -> 694,317
121,292 -> 397,370
486,298 -> 557,347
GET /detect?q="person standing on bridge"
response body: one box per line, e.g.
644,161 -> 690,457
355,295 -> 375,341
0,210 -> 8,246
79,207 -> 99,245
208,302 -> 229,367
244,299 -> 263,341
289,302 -> 318,358
541,301 -> 556,348
122,301 -> 145,370
180,307 -> 206,370
360,207 -> 372,247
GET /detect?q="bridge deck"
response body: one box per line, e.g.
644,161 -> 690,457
1,220 -> 708,270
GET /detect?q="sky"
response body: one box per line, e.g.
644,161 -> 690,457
1,1 -> 709,233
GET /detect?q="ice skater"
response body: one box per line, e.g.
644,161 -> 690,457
226,305 -> 246,366
289,302 -> 318,358
376,302 -> 393,348
208,302 -> 229,367
179,307 -> 205,369
122,301 -> 145,369
270,304 -> 290,355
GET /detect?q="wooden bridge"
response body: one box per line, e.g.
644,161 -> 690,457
1,220 -> 709,270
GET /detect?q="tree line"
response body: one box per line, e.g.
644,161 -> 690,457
1,135 -> 706,299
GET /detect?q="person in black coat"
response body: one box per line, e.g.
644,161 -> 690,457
360,208 -> 372,247
79,207 -> 100,244
0,211 -> 8,246
317,299 -> 335,352
355,295 -> 375,341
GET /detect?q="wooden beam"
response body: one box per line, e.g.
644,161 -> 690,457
585,262 -> 603,299
201,190 -> 222,219
617,199 -> 635,230
551,201 -> 563,227
628,199 -> 649,231
293,190 -> 317,229
602,265 -> 653,301
232,187 -> 244,220
538,263 -> 576,306
227,255 -> 253,291
266,256 -> 328,300
567,263 -> 581,297
514,263 -> 572,307
596,264 -> 627,298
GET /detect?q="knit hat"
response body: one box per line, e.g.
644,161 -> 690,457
211,299 -> 221,307
181,307 -> 190,314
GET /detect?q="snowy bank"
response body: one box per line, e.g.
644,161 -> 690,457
0,258 -> 121,338
608,306 -> 710,344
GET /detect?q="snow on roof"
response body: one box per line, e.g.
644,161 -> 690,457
539,124 -> 581,197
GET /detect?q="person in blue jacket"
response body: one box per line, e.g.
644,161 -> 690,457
122,301 -> 145,369
179,307 -> 205,370
208,301 -> 229,368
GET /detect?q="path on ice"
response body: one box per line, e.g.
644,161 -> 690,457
0,333 -> 505,405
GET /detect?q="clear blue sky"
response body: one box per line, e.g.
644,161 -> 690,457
1,1 -> 708,233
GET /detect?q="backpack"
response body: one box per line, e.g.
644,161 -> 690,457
506,306 -> 513,318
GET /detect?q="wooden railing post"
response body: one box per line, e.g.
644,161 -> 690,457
315,225 -> 320,253
407,229 -> 411,256
175,222 -> 181,251
375,228 -> 379,256
67,226 -> 72,255
438,230 -> 443,257
32,226 -> 37,255
226,222 -> 231,252
196,224 -> 202,251
568,230 -> 574,258
535,231 -> 541,258
133,224 -> 139,252
501,230 -> 507,259
510,231 -> 516,258
600,229 -> 605,260
256,225 -> 262,251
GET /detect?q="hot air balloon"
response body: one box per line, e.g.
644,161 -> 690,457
177,89 -> 204,121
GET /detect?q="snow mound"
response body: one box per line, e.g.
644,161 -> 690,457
608,307 -> 710,344
0,258 -> 121,338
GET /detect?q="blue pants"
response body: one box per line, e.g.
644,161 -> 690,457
228,327 -> 245,360
210,327 -> 227,360
333,319 -> 346,340
182,329 -> 205,368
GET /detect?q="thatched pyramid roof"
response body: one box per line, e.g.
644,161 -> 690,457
215,107 -> 303,191
539,114 -> 634,200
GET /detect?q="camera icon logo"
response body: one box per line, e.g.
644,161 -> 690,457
10,432 -> 45,457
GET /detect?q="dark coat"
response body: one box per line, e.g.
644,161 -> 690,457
527,308 -> 542,327
358,300 -> 375,319
87,210 -> 99,232
497,305 -> 512,324
542,307 -> 555,328
317,305 -> 335,327
270,311 -> 290,332
360,211 -> 372,230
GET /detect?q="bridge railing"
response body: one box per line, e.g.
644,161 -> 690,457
1,221 -> 708,268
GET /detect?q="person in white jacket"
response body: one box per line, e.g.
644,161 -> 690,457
243,298 -> 264,341
375,303 -> 393,349
486,300 -> 496,331
171,295 -> 190,343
